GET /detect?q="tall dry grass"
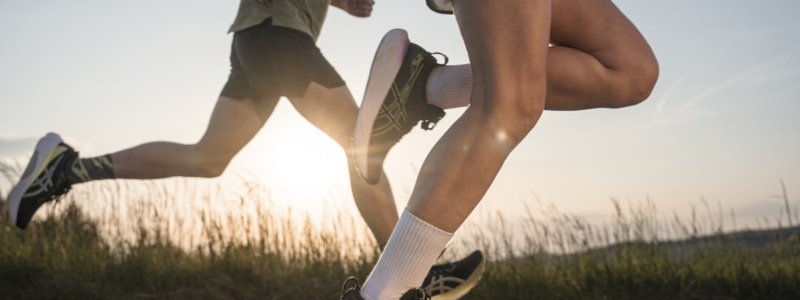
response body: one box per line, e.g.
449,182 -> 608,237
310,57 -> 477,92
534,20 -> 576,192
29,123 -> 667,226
1,160 -> 799,299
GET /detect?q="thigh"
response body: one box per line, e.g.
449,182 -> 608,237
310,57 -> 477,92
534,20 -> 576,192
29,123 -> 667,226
287,83 -> 358,148
549,0 -> 656,73
220,25 -> 285,121
452,0 -> 551,108
195,96 -> 278,160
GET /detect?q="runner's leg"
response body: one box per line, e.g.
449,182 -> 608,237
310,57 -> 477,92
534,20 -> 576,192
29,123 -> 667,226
425,0 -> 658,111
362,1 -> 550,298
288,82 -> 398,247
110,96 -> 276,179
360,0 -> 658,298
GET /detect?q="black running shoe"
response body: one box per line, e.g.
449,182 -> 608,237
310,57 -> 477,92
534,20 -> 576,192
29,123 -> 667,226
354,29 -> 447,184
426,0 -> 453,14
340,276 -> 431,300
7,133 -> 76,229
423,250 -> 486,300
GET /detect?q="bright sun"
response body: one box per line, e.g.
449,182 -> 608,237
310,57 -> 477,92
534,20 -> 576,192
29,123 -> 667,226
231,103 -> 352,205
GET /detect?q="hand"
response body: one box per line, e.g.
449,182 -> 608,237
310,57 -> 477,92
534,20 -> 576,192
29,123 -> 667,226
345,0 -> 374,18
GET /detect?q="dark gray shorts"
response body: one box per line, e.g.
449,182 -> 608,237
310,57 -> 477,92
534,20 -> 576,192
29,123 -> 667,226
220,18 -> 345,104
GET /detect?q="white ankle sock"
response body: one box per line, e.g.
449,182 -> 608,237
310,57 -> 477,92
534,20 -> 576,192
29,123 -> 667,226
426,64 -> 472,110
360,209 -> 454,300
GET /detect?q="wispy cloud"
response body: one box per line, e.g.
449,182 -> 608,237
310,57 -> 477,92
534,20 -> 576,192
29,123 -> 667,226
651,73 -> 688,126
646,52 -> 799,131
680,53 -> 795,111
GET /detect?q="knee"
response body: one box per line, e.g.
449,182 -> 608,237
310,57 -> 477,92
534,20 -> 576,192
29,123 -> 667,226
610,57 -> 659,108
188,147 -> 232,178
194,161 -> 228,178
474,86 -> 545,142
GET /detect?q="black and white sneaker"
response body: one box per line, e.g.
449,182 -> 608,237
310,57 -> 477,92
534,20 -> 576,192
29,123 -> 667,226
426,0 -> 453,14
7,133 -> 76,229
423,250 -> 486,300
354,29 -> 447,184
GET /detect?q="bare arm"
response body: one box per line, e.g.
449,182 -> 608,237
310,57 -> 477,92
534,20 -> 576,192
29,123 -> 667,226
331,0 -> 374,18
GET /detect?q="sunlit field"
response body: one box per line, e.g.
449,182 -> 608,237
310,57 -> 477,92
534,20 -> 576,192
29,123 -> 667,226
1,160 -> 799,300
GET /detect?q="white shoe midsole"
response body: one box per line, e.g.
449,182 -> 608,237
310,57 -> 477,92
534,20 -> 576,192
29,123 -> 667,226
354,29 -> 410,181
7,133 -> 62,224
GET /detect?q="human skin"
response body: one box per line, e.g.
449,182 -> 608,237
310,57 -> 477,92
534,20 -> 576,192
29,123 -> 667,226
408,0 -> 659,233
104,0 -> 399,247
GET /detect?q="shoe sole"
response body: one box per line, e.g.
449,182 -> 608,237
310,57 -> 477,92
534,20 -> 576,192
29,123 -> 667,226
431,255 -> 487,300
354,29 -> 410,184
7,133 -> 63,227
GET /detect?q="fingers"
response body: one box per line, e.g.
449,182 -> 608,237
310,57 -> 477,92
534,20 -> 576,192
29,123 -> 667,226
349,0 -> 374,17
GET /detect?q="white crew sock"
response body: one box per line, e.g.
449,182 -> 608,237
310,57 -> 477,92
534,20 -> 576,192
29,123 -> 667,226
426,64 -> 472,110
360,209 -> 454,300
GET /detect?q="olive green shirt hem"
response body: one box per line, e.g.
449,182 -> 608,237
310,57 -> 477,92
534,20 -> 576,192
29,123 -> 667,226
228,0 -> 329,42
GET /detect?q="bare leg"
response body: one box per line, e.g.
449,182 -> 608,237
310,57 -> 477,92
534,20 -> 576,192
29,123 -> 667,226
545,0 -> 659,109
361,2 -> 550,299
111,96 -> 275,179
409,0 -> 552,232
107,83 -> 398,246
426,0 -> 659,111
289,82 -> 398,247
360,0 -> 659,298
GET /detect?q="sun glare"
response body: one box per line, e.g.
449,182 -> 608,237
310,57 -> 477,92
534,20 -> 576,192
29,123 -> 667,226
263,130 -> 347,189
233,107 -> 353,209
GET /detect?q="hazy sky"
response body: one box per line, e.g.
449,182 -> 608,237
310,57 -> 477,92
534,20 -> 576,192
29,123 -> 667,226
1,1 -> 798,229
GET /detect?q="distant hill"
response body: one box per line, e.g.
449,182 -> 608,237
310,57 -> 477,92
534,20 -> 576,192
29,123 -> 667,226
586,225 -> 800,259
